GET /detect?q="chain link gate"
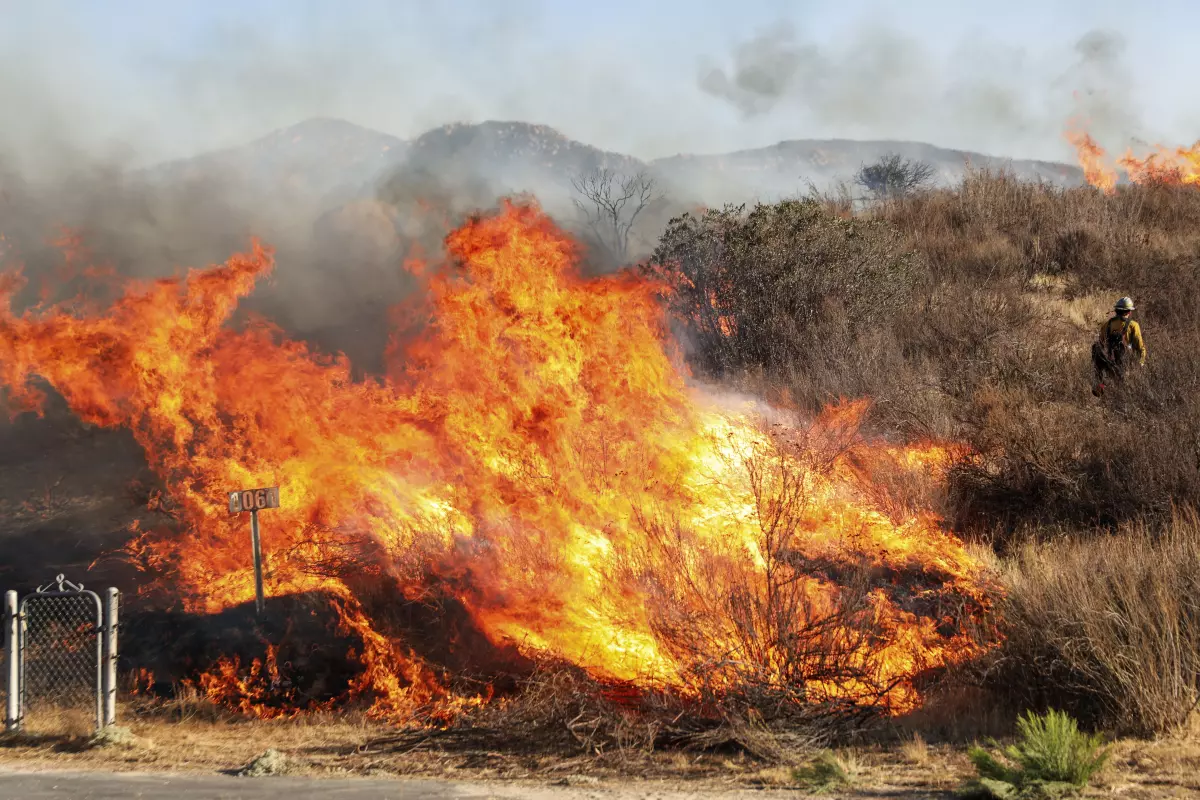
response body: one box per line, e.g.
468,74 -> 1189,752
3,575 -> 119,734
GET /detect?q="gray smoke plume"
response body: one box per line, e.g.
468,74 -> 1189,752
697,23 -> 1145,159
0,3 -> 1165,370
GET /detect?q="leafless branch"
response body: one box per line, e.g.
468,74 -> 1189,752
571,168 -> 660,263
854,153 -> 936,201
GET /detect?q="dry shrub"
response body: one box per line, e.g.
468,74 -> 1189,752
472,667 -> 657,756
896,682 -> 1015,745
127,680 -> 240,724
647,198 -> 925,380
457,666 -> 816,762
900,731 -> 929,766
651,169 -> 1200,533
987,509 -> 1200,735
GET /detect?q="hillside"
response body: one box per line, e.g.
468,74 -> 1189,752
141,117 -> 410,222
5,121 -> 1200,800
141,117 -> 1086,221
373,120 -> 647,215
652,138 -> 1085,204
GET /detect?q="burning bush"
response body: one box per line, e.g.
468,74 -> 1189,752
0,200 -> 995,730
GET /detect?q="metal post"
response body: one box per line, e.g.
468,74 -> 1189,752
250,510 -> 265,616
102,588 -> 119,728
4,591 -> 17,733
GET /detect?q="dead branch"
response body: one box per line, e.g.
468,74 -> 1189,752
571,168 -> 659,264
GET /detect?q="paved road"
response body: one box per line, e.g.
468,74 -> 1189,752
0,768 -> 731,800
0,769 -> 536,800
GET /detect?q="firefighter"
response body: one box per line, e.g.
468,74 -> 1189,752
1092,296 -> 1146,396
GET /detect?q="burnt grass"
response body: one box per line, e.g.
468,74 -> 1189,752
6,171 -> 1200,754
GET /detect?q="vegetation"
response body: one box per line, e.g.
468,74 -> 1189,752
790,749 -> 860,793
571,167 -> 661,266
648,170 -> 1200,739
854,152 -> 937,201
647,198 -> 924,379
962,709 -> 1109,798
651,170 -> 1200,534
989,510 -> 1200,735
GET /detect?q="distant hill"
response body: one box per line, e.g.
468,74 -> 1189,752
403,121 -> 642,177
124,118 -> 1087,350
65,118 -> 1090,388
141,117 -> 409,222
376,120 -> 645,213
652,139 -> 1085,205
139,116 -> 1086,224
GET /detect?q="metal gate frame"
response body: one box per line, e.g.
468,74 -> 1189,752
3,575 -> 119,734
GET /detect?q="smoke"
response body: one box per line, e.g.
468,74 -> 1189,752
0,3 -> 1168,176
0,3 -> 654,337
698,23 -> 1145,160
0,3 -> 1167,372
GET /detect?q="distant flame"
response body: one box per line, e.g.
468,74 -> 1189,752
1065,127 -> 1118,193
1067,121 -> 1200,191
0,200 -> 995,720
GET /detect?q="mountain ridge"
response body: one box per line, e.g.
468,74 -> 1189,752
140,117 -> 1086,213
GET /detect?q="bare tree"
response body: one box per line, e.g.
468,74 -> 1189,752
571,168 -> 660,264
854,153 -> 936,201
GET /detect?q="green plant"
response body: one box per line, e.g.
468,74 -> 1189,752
790,750 -> 860,793
960,709 -> 1109,798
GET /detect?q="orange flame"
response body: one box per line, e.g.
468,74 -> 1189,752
1065,127 -> 1118,193
1067,121 -> 1200,191
0,200 -> 995,719
1118,144 -> 1200,186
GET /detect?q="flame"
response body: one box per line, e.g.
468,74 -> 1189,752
130,667 -> 156,697
1065,127 -> 1118,193
1118,144 -> 1200,186
0,200 -> 995,720
1067,121 -> 1200,190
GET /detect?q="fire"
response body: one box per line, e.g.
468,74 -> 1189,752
1065,127 -> 1118,193
0,200 -> 995,720
1118,144 -> 1200,186
1067,122 -> 1200,191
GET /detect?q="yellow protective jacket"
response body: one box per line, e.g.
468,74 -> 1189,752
1100,316 -> 1146,365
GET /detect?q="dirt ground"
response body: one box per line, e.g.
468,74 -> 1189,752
2,708 -> 1200,798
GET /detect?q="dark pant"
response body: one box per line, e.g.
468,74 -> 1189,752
1092,341 -> 1125,385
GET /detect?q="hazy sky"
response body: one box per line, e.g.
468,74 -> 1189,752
2,0 -> 1195,170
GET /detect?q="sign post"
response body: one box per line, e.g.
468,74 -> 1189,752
227,487 -> 281,616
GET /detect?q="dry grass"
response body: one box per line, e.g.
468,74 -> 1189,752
986,509 -> 1200,736
899,732 -> 929,767
3,708 -> 1198,797
653,171 -> 1200,533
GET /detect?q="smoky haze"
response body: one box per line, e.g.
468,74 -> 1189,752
698,24 -> 1144,160
1,4 -> 1154,168
0,3 -> 1161,376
